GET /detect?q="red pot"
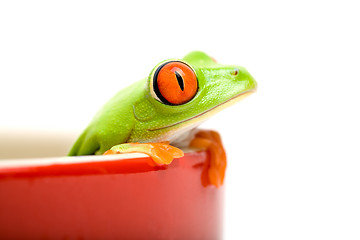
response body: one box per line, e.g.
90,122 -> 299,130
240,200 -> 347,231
0,151 -> 224,239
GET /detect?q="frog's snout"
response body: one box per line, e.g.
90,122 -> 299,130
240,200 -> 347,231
231,67 -> 257,92
250,77 -> 258,91
247,78 -> 257,93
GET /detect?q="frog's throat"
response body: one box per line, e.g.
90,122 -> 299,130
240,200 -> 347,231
147,90 -> 255,131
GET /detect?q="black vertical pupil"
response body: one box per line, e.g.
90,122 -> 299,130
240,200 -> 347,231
174,71 -> 185,91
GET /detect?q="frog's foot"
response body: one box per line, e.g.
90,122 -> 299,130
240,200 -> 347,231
190,130 -> 227,187
104,142 -> 184,166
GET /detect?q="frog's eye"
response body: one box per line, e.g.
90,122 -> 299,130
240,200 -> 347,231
151,61 -> 198,105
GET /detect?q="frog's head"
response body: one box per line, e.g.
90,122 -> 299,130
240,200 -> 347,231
135,51 -> 257,141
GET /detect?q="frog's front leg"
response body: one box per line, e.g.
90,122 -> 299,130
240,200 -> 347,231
190,130 -> 227,188
104,142 -> 184,165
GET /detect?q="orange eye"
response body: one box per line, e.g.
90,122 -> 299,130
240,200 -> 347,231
152,61 -> 198,105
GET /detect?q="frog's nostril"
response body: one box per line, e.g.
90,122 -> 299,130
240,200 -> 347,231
231,68 -> 239,76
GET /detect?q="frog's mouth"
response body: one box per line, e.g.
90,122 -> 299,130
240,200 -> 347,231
148,90 -> 255,131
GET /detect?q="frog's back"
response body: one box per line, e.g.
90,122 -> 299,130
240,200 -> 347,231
69,80 -> 146,155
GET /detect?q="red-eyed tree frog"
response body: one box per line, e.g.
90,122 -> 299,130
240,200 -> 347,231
69,51 -> 257,187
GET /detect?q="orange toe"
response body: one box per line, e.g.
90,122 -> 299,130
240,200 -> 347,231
190,130 -> 227,187
104,142 -> 184,166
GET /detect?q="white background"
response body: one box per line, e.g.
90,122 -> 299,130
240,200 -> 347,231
1,0 -> 360,239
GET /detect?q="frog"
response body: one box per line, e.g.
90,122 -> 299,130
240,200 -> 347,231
69,51 -> 257,187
